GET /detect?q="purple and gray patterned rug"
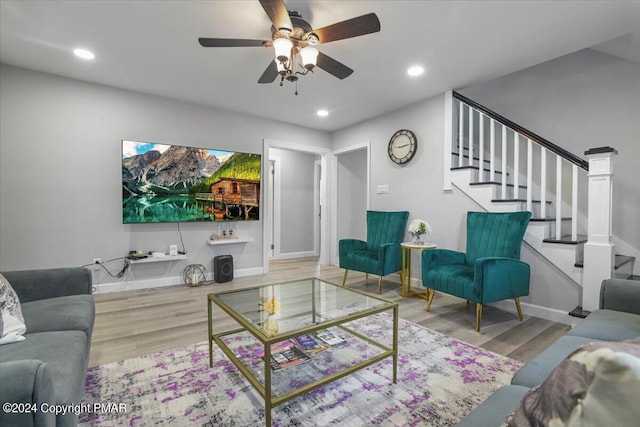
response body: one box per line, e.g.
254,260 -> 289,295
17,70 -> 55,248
80,314 -> 522,426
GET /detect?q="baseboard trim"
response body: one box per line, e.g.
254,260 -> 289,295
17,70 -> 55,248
400,275 -> 575,326
488,299 -> 573,325
93,266 -> 263,294
275,250 -> 318,260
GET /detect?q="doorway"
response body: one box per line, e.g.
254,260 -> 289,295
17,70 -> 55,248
263,139 -> 330,272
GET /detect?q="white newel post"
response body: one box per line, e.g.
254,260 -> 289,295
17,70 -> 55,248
582,147 -> 618,312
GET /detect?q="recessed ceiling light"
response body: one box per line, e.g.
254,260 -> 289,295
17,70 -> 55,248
407,65 -> 424,77
73,48 -> 95,60
317,109 -> 329,117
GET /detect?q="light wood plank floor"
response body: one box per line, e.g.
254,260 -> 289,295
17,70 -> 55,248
89,258 -> 570,367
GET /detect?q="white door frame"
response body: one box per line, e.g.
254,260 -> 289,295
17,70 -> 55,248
267,156 -> 281,259
330,142 -> 371,266
263,139 -> 330,272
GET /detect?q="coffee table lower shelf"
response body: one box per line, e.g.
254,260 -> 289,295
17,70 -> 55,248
208,311 -> 398,426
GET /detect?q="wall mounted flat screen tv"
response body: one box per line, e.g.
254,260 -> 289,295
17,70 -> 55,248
122,140 -> 261,224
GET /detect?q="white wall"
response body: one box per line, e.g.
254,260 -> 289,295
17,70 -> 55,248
269,148 -> 318,257
0,65 -> 330,288
460,49 -> 640,252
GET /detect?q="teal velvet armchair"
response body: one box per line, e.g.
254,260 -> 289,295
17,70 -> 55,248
339,210 -> 409,294
421,211 -> 531,331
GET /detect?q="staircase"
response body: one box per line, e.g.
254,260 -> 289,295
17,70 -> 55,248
445,91 -> 636,316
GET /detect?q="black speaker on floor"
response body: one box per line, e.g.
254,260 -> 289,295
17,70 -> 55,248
213,255 -> 233,283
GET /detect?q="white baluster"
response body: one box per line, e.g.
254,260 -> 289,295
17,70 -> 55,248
514,133 -> 520,199
469,108 -> 474,168
490,119 -> 496,182
540,147 -> 547,219
555,156 -> 562,239
501,125 -> 507,199
479,114 -> 485,181
458,102 -> 464,167
527,139 -> 533,213
572,164 -> 578,241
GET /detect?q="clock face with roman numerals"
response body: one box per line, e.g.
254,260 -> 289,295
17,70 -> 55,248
388,129 -> 417,164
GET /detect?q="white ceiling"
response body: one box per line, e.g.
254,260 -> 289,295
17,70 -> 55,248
1,0 -> 639,132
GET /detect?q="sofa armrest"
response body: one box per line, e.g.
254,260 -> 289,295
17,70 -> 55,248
1,267 -> 92,303
600,278 -> 640,315
0,360 -> 56,427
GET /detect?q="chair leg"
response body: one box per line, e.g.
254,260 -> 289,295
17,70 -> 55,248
476,304 -> 483,332
426,289 -> 435,311
515,297 -> 524,321
342,269 -> 349,287
377,276 -> 383,294
365,273 -> 369,281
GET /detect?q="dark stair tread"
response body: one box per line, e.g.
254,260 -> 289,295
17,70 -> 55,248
470,181 -> 527,189
451,166 -> 507,175
492,198 -> 552,205
575,255 -> 636,270
543,234 -> 588,245
614,255 -> 635,269
530,217 -> 572,222
452,152 -> 491,164
568,305 -> 591,318
628,275 -> 640,281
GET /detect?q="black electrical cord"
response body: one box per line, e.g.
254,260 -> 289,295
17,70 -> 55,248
81,256 -> 130,278
177,222 -> 187,254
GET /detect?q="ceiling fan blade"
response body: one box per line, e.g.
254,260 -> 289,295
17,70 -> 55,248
258,60 -> 279,83
310,13 -> 380,44
199,38 -> 266,48
311,13 -> 380,43
316,52 -> 353,80
259,0 -> 293,32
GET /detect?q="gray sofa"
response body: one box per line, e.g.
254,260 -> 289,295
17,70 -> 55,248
458,278 -> 640,426
0,267 -> 95,427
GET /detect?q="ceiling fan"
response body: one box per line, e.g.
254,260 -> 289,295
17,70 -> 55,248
198,0 -> 380,91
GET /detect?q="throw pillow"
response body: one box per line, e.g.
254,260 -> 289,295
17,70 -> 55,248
504,337 -> 640,427
0,273 -> 27,345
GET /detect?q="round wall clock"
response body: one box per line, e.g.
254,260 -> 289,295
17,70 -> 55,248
388,129 -> 417,164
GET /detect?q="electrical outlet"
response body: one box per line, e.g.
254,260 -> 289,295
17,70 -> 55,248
93,258 -> 101,264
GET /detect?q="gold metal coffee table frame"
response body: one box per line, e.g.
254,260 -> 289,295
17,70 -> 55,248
207,277 -> 399,426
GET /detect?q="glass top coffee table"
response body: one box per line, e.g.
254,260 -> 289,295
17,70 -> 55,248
207,277 -> 399,426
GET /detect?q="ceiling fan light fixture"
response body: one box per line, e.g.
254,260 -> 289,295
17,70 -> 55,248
300,46 -> 319,70
273,37 -> 293,63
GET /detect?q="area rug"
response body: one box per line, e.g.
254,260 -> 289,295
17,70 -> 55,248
80,314 -> 522,426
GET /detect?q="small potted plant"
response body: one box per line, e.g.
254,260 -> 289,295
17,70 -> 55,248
408,219 -> 431,244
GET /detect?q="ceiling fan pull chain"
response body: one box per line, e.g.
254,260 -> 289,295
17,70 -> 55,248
295,80 -> 298,96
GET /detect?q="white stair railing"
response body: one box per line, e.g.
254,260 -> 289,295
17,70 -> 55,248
447,91 -> 617,311
452,93 -> 588,240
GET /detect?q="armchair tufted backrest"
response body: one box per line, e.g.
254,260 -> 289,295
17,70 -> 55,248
465,211 -> 531,264
366,210 -> 409,250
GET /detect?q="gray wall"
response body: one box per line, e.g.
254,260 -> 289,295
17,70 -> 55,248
460,48 -> 640,251
336,149 -> 367,244
269,148 -> 318,256
0,65 -> 330,284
